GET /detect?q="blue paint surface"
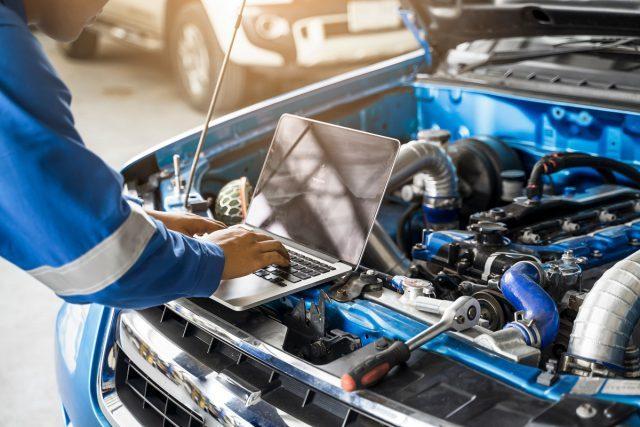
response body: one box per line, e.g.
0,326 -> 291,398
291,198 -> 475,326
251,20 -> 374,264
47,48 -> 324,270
413,84 -> 640,166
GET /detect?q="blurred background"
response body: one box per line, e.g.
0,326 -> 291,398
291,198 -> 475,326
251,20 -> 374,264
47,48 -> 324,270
0,0 -> 417,425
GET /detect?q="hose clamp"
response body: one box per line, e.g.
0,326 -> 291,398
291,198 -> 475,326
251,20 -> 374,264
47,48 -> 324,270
507,311 -> 542,348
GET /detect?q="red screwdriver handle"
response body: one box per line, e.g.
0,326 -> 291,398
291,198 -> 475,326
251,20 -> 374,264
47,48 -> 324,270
341,341 -> 411,392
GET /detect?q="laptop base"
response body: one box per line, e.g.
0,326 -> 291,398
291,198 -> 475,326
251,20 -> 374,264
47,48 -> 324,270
212,260 -> 351,311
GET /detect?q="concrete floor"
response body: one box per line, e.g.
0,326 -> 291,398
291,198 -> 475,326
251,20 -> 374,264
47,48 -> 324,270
0,35 -> 230,426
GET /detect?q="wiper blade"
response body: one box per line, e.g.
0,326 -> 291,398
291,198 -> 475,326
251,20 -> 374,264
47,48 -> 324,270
459,37 -> 639,74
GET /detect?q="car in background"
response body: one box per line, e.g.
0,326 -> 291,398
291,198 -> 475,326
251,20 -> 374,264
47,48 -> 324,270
62,0 -> 417,111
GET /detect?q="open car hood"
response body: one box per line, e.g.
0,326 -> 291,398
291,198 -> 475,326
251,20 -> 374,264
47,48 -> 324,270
403,0 -> 640,58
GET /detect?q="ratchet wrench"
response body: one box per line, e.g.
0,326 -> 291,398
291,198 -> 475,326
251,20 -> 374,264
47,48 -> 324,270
341,296 -> 480,391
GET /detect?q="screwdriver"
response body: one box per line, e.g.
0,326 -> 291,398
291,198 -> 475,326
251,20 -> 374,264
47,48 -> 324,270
341,296 -> 480,392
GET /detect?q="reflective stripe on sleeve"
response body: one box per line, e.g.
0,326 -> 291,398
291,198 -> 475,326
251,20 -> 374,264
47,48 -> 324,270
28,202 -> 157,296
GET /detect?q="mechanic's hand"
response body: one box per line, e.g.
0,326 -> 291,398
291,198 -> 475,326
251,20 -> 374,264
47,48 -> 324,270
146,210 -> 227,236
203,226 -> 290,279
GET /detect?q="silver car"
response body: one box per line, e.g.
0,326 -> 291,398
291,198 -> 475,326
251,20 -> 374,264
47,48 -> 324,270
62,0 -> 417,110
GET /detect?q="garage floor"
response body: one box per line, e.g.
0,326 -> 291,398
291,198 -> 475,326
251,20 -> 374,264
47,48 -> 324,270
0,35 -> 220,426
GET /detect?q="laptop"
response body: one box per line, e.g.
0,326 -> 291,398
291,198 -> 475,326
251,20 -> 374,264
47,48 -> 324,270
212,114 -> 400,311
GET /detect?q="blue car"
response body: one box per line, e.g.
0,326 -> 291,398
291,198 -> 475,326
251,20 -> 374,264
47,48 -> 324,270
56,1 -> 640,425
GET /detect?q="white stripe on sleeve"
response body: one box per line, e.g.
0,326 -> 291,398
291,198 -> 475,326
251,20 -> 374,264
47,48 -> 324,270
28,202 -> 157,296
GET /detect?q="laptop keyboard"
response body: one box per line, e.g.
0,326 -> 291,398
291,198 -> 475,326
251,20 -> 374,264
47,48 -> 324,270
253,251 -> 336,286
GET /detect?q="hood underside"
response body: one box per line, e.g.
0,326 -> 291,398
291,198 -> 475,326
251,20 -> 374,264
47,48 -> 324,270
404,0 -> 640,52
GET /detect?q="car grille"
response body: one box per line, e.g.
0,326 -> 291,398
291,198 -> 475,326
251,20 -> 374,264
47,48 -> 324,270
112,299 -> 640,427
115,353 -> 205,427
115,304 -> 387,427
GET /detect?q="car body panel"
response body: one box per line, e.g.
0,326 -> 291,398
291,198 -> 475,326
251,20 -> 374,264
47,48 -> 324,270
55,303 -> 113,426
201,0 -> 286,67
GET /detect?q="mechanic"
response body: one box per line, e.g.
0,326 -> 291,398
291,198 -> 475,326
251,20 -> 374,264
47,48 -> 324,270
0,0 -> 290,308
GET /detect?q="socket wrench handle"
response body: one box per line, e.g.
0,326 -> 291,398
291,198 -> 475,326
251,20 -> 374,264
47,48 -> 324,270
406,318 -> 451,350
413,296 -> 451,315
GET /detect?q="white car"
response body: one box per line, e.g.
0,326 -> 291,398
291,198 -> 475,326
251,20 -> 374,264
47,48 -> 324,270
63,0 -> 417,110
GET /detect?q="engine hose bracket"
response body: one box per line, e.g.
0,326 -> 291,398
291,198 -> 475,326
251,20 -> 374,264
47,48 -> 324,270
506,311 -> 542,347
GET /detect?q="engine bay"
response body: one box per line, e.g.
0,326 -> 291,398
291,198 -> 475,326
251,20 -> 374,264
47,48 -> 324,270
145,81 -> 640,401
255,132 -> 640,381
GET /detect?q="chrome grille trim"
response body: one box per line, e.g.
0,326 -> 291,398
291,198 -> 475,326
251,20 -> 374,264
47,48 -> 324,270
119,356 -> 205,427
115,309 -> 305,426
164,298 -> 450,427
96,298 -> 450,426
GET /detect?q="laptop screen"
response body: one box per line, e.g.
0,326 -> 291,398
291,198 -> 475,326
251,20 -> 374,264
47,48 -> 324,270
245,114 -> 399,266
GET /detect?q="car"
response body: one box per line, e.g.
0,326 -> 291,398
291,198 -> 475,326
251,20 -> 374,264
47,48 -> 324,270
61,0 -> 417,111
56,1 -> 640,425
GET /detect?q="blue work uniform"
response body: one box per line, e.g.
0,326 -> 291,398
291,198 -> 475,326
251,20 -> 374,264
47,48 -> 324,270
0,0 -> 225,308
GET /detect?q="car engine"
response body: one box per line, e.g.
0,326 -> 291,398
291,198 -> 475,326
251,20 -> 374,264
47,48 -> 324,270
368,129 -> 640,379
211,126 -> 640,381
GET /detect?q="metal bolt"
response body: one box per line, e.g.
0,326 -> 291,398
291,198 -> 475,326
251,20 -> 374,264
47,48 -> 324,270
487,277 -> 500,289
562,250 -> 574,260
337,288 -> 347,295
576,403 -> 598,419
467,306 -> 477,321
592,249 -> 603,258
489,208 -> 506,219
631,238 -> 640,246
455,315 -> 465,324
375,338 -> 390,350
418,128 -> 450,146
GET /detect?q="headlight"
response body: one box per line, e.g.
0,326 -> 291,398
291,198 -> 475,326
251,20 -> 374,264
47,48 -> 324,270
254,14 -> 291,40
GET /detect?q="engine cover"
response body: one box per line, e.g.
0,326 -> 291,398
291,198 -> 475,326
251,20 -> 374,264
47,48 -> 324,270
413,185 -> 640,288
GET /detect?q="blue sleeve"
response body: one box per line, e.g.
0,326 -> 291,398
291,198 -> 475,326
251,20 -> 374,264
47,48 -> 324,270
64,220 -> 226,309
0,5 -> 225,309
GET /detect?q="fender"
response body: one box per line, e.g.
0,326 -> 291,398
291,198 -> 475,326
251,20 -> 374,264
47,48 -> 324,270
200,0 -> 285,67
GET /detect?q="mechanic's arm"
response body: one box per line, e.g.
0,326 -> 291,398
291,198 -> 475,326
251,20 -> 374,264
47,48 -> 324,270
4,121 -> 289,309
0,10 -> 288,309
145,209 -> 227,236
8,140 -> 289,310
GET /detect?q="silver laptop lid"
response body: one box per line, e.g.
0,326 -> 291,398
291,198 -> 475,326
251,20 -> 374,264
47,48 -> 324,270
245,114 -> 400,266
